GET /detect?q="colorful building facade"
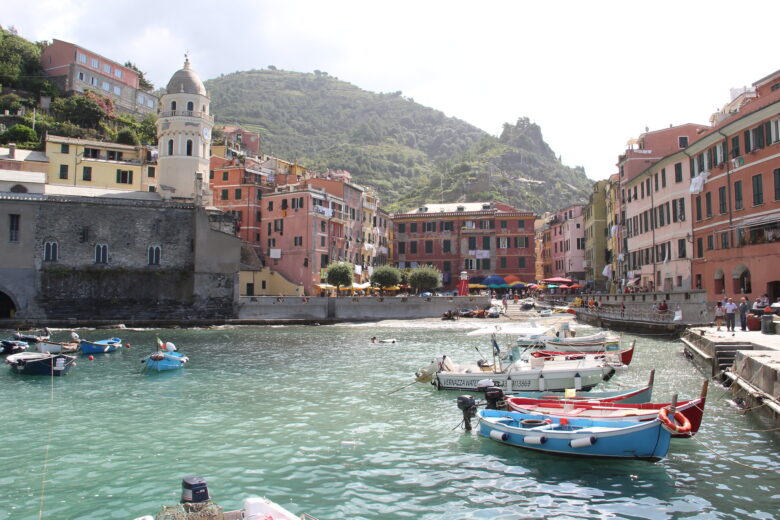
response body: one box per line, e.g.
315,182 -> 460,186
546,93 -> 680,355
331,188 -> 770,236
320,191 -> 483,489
392,202 -> 535,291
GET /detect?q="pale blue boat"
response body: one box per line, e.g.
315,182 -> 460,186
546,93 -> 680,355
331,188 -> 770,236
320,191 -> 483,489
477,409 -> 672,461
141,350 -> 188,372
79,337 -> 122,354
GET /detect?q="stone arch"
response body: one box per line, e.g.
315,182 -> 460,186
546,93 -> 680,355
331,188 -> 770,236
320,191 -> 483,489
713,269 -> 725,295
0,289 -> 18,318
732,264 -> 751,294
10,184 -> 27,193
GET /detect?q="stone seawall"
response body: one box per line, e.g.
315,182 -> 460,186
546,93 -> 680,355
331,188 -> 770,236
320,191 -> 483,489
238,295 -> 492,321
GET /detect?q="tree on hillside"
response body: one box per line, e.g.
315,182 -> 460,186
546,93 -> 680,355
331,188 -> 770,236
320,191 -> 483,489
116,128 -> 139,146
326,262 -> 354,294
370,265 -> 401,293
124,61 -> 154,91
137,114 -> 157,145
409,265 -> 441,294
0,124 -> 37,145
0,27 -> 45,92
51,94 -> 107,129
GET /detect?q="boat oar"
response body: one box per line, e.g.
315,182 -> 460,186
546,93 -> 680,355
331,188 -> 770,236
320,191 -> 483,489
387,380 -> 418,395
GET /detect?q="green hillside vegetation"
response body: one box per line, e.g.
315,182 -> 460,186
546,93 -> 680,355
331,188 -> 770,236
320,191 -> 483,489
206,68 -> 592,213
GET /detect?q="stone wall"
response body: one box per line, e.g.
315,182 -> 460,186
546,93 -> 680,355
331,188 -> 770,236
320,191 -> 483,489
238,295 -> 491,321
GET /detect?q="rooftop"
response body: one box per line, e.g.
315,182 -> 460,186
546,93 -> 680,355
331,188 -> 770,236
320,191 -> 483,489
46,135 -> 139,151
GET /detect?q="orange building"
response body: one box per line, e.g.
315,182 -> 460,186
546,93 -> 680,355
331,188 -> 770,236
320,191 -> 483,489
689,70 -> 780,302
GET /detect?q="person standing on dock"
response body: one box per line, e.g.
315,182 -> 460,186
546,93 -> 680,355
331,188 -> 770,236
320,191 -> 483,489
714,301 -> 725,331
739,297 -> 750,331
725,298 -> 738,332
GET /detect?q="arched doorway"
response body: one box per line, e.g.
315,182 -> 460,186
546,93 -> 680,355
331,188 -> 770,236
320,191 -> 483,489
713,269 -> 725,296
732,264 -> 751,295
10,184 -> 28,193
0,291 -> 16,318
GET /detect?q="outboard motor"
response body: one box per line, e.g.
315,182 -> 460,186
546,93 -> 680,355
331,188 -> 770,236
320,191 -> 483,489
181,475 -> 210,504
457,395 -> 477,431
484,386 -> 505,410
476,379 -> 494,392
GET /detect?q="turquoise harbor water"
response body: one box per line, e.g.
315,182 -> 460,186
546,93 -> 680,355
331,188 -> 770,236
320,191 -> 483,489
2,320 -> 779,520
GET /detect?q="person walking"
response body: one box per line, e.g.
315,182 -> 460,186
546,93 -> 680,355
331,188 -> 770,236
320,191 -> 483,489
714,301 -> 725,331
738,297 -> 750,331
724,298 -> 738,332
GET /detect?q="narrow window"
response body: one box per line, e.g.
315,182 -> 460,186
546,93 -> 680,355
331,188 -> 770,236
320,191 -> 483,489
186,139 -> 193,156
170,101 -> 177,111
187,101 -> 194,111
59,164 -> 68,179
82,166 -> 92,181
94,244 -> 108,264
147,166 -> 155,178
147,245 -> 161,265
61,144 -> 70,153
752,174 -> 764,205
167,139 -> 174,156
44,241 -> 58,261
734,181 -> 743,210
9,214 -> 20,242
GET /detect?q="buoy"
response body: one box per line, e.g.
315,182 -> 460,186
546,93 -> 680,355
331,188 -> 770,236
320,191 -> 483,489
489,430 -> 508,441
88,355 -> 94,360
569,436 -> 597,448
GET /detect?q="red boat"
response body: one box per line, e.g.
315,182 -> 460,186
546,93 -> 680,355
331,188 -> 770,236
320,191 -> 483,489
530,341 -> 635,365
505,380 -> 708,438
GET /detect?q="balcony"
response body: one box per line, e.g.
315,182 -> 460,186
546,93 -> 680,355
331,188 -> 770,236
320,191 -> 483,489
159,110 -> 214,123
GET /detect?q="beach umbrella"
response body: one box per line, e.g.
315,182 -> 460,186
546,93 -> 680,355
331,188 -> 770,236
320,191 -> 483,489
568,284 -> 583,289
510,281 -> 527,286
469,283 -> 487,289
483,274 -> 505,286
547,284 -> 559,288
503,275 -> 521,284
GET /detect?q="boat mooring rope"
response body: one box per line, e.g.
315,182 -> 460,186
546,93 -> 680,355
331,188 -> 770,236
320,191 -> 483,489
690,435 -> 780,473
38,360 -> 56,519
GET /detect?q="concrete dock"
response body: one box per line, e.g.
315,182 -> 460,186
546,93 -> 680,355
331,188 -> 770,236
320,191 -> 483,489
681,325 -> 780,427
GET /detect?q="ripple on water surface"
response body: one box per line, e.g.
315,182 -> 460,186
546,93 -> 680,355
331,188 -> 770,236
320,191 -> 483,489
1,322 -> 779,519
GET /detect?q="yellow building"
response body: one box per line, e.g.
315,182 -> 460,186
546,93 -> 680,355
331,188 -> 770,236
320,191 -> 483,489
45,135 -> 154,192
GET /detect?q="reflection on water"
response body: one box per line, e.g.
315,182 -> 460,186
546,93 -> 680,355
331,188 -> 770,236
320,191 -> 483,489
1,320 -> 779,519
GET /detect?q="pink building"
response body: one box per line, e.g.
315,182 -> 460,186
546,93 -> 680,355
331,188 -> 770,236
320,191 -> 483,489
549,205 -> 585,281
41,39 -> 157,117
623,147 -> 697,291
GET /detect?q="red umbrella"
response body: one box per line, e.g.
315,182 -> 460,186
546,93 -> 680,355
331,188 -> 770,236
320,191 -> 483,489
542,277 -> 574,284
567,284 -> 583,289
503,275 -> 521,284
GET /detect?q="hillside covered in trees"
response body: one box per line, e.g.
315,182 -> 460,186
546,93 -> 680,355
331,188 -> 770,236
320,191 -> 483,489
206,69 -> 592,213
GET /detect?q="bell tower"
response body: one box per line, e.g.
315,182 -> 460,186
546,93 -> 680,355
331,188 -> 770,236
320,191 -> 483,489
156,56 -> 213,204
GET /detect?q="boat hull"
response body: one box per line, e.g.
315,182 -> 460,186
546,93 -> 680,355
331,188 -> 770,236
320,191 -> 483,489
506,397 -> 705,437
142,351 -> 188,371
508,384 -> 653,404
478,409 -> 671,461
37,341 -> 79,354
0,340 -> 28,355
79,338 -> 122,354
434,364 -> 616,392
5,353 -> 76,376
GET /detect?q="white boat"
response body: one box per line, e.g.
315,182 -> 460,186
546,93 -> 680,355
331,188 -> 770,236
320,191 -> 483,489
37,341 -> 80,354
416,354 -> 621,392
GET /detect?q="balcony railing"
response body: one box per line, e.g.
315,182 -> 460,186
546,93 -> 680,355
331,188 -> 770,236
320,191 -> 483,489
159,110 -> 214,123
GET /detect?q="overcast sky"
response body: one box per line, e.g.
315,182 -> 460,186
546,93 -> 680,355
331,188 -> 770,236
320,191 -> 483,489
5,0 -> 777,180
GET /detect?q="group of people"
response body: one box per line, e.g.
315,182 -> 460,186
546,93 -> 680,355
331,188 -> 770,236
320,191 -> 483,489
713,294 -> 779,332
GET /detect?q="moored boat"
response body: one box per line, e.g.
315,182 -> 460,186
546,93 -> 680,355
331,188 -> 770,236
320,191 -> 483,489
506,380 -> 707,438
79,337 -> 123,354
417,354 -> 620,392
37,341 -> 80,354
530,341 -> 636,366
12,328 -> 51,344
505,370 -> 655,404
477,409 -> 673,461
5,352 -> 76,376
141,340 -> 188,372
133,476 -> 310,520
0,339 -> 28,355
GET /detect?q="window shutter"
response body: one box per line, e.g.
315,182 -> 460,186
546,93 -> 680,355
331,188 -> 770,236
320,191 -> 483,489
116,169 -> 121,183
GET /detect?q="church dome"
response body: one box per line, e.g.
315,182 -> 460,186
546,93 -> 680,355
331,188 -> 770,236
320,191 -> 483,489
166,58 -> 207,96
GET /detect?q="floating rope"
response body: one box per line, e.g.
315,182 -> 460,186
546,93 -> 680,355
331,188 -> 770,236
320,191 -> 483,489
690,435 -> 780,473
38,358 -> 56,519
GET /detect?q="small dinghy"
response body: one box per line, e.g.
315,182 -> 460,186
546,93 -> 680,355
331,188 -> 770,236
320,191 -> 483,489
477,408 -> 674,461
141,340 -> 188,372
133,476 -> 310,520
78,337 -> 123,354
12,328 -> 51,344
5,352 -> 76,376
0,339 -> 28,355
37,341 -> 79,354
506,370 -> 655,404
506,381 -> 708,438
